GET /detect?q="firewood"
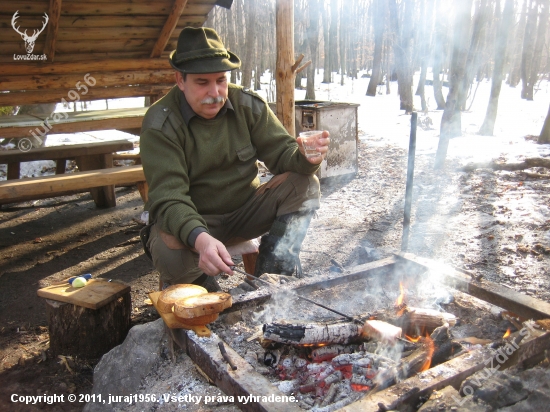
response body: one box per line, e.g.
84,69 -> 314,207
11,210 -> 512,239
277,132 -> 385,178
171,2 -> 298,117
157,284 -> 207,314
262,321 -> 362,346
361,320 -> 402,344
173,292 -> 232,318
402,307 -> 457,332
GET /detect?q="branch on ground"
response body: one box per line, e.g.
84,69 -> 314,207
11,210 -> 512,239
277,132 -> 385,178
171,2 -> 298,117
460,157 -> 550,172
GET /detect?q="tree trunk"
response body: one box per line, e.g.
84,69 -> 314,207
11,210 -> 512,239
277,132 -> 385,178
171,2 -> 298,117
432,0 -> 447,109
241,0 -> 256,89
367,0 -> 386,96
525,0 -> 549,100
458,0 -> 490,111
388,0 -> 414,113
539,104 -> 550,143
521,0 -> 539,99
329,0 -> 339,83
305,0 -> 321,100
415,0 -> 433,112
434,0 -> 474,169
322,1 -> 331,83
479,0 -> 514,136
508,0 -> 528,87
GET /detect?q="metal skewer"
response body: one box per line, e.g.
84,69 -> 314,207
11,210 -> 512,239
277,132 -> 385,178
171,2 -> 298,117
230,266 -> 365,326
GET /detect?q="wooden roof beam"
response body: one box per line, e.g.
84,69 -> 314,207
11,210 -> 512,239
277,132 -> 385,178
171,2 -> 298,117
44,0 -> 62,61
151,0 -> 189,58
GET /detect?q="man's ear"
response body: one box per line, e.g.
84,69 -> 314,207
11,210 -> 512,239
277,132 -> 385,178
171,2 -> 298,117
175,71 -> 185,92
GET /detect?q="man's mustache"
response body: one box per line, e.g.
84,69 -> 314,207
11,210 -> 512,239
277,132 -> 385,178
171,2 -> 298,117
201,96 -> 225,105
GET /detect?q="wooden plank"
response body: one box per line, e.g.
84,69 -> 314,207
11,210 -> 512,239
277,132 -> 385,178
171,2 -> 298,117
43,0 -> 62,60
0,52 -> 153,64
171,328 -> 303,412
0,15 -> 204,31
0,27 -> 162,43
0,70 -> 175,92
0,165 -> 145,202
343,346 -> 495,412
37,279 -> 130,310
0,108 -> 147,139
151,0 -> 189,57
0,139 -> 133,163
227,257 -> 402,314
397,252 -> 550,320
0,85 -> 172,106
7,162 -> 20,180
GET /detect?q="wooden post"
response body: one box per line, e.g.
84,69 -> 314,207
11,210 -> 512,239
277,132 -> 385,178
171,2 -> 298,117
276,0 -> 296,136
275,1 -> 312,136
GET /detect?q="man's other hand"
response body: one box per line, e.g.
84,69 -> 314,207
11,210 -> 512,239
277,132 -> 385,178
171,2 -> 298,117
194,232 -> 234,276
297,130 -> 330,164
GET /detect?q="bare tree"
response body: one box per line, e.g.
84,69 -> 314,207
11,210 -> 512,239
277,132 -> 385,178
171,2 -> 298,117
431,0 -> 447,109
539,104 -> 550,143
434,0 -> 474,169
521,0 -> 539,98
508,0 -> 528,87
523,0 -> 549,100
479,0 -> 515,136
240,0 -> 257,89
305,0 -> 321,99
322,1 -> 332,83
388,0 -> 415,113
367,0 -> 387,96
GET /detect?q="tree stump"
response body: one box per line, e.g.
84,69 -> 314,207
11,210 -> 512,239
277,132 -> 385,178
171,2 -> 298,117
45,293 -> 131,359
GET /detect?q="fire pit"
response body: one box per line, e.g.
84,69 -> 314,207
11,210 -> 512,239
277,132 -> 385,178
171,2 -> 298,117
168,253 -> 550,411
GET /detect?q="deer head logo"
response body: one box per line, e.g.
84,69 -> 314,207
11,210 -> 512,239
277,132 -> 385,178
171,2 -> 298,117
12,11 -> 49,54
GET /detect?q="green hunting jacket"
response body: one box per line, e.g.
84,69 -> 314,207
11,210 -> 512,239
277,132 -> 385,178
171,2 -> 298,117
140,84 -> 318,247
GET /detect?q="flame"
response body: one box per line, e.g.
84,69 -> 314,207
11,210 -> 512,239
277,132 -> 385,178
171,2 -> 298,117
405,334 -> 421,343
395,282 -> 405,306
503,329 -> 511,339
419,334 -> 435,372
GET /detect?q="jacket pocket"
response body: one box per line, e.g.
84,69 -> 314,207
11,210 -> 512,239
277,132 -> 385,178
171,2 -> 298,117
236,144 -> 257,161
235,144 -> 257,176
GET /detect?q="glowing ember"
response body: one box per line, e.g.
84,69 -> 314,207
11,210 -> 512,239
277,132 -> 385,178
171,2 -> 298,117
503,329 -> 511,339
419,334 -> 435,372
405,334 -> 421,343
351,384 -> 371,392
395,282 -> 405,306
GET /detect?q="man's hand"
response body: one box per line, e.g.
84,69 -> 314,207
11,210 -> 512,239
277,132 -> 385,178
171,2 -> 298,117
194,232 -> 234,276
297,130 -> 330,164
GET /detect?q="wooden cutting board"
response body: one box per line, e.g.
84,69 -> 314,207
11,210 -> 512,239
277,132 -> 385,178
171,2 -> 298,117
37,279 -> 130,310
149,291 -> 211,337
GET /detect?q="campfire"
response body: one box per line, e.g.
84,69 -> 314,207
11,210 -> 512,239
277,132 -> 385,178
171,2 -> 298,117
165,254 -> 550,412
253,279 -> 462,410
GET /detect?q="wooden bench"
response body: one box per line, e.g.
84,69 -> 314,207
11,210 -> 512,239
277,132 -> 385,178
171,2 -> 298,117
0,139 -> 138,207
0,165 -> 147,208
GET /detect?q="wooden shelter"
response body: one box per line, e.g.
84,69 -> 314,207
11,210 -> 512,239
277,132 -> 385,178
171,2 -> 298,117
0,0 -> 301,207
0,0 -> 233,106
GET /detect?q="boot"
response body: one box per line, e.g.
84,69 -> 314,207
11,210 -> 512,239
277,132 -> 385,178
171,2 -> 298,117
253,211 -> 313,278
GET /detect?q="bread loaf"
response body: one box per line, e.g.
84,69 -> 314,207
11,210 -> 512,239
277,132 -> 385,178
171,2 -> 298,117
173,312 -> 219,326
157,284 -> 207,314
173,292 -> 232,319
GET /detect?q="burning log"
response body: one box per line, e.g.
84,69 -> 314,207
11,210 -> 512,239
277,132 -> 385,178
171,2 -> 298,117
373,306 -> 457,335
262,321 -> 362,346
361,320 -> 403,344
311,344 -> 358,362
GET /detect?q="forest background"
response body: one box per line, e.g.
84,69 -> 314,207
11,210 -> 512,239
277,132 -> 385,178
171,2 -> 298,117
205,0 -> 550,166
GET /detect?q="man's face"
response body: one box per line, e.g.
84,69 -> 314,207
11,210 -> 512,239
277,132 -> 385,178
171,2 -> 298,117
176,71 -> 229,119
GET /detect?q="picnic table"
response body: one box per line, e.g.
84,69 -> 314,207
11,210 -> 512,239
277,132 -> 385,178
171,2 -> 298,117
0,139 -> 146,207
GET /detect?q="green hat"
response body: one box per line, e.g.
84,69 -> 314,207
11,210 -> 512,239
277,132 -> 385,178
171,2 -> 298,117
169,27 -> 241,73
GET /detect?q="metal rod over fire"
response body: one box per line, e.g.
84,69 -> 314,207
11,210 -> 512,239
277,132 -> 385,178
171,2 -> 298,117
231,266 -> 365,325
401,112 -> 417,252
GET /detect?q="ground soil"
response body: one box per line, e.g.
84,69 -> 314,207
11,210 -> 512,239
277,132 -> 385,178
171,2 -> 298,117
1,140 -> 549,411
